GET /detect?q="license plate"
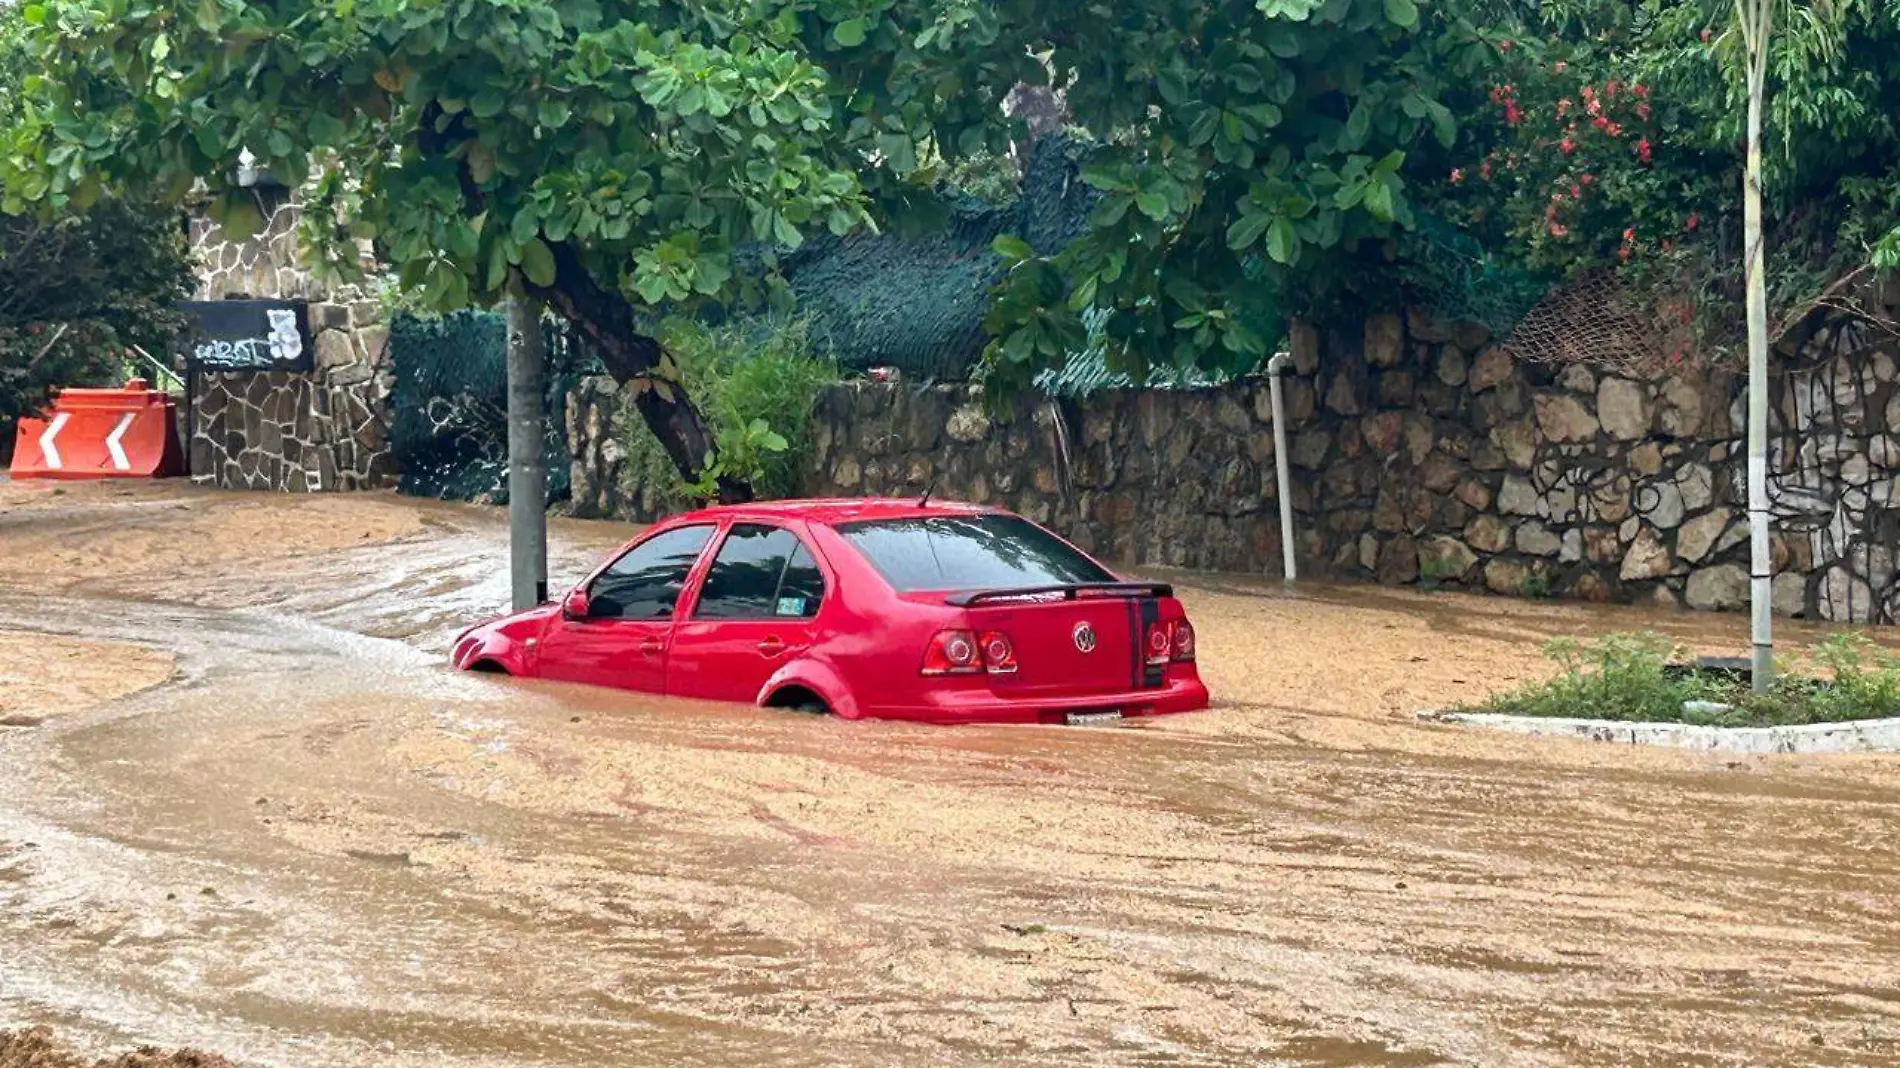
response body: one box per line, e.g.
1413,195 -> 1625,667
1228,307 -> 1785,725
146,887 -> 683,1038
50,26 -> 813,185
1065,711 -> 1123,727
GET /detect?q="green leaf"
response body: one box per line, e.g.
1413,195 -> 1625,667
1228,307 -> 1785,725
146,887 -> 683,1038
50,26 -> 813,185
875,132 -> 916,174
520,237 -> 557,287
150,32 -> 171,63
1257,0 -> 1323,19
266,129 -> 292,158
1363,179 -> 1396,222
537,100 -> 571,130
832,17 -> 867,47
1265,217 -> 1300,264
1226,212 -> 1270,251
1344,103 -> 1370,148
1135,191 -> 1170,220
771,212 -> 802,248
308,110 -> 344,147
22,4 -> 46,26
1383,0 -> 1418,28
991,234 -> 1034,262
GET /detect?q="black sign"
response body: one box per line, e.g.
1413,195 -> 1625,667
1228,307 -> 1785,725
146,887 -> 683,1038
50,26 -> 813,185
179,299 -> 314,372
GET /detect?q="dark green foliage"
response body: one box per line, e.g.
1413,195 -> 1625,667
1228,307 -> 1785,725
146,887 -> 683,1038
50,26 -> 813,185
386,309 -> 579,503
1473,631 -> 1900,727
0,4 -> 195,442
0,199 -> 195,441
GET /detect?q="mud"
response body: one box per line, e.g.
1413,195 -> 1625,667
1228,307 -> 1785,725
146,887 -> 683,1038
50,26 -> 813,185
0,1027 -> 232,1068
3,479 -> 1899,1067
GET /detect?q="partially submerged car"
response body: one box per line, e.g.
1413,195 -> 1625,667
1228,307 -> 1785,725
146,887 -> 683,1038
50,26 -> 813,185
452,499 -> 1209,725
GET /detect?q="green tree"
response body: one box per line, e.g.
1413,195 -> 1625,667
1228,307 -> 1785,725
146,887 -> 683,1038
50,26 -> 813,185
0,5 -> 195,441
961,0 -> 1507,393
1,0 -> 936,497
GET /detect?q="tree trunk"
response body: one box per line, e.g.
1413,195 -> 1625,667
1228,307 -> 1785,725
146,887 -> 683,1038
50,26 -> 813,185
1740,0 -> 1774,692
526,243 -> 753,504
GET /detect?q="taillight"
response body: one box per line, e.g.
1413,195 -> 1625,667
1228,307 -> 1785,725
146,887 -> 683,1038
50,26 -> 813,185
979,631 -> 1018,675
1145,622 -> 1171,666
923,629 -> 1019,675
922,630 -> 982,675
1170,619 -> 1196,662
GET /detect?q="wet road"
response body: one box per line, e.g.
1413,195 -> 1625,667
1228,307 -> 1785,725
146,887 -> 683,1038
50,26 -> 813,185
3,481 -> 1900,1067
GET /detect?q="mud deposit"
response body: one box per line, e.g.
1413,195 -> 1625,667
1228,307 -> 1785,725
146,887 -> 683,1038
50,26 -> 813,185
3,480 -> 1899,1067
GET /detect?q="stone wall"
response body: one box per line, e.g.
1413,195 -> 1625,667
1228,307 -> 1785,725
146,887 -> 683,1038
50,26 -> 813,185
186,191 -> 395,491
568,308 -> 1900,623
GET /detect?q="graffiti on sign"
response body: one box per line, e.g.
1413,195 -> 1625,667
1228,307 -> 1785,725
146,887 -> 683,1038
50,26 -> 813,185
179,300 -> 314,372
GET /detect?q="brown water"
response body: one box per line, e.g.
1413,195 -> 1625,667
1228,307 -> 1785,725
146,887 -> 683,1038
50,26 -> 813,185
3,481 -> 1900,1067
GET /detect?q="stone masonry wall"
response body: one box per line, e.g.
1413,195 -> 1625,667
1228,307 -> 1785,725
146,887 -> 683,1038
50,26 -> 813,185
568,307 -> 1900,623
186,194 -> 394,491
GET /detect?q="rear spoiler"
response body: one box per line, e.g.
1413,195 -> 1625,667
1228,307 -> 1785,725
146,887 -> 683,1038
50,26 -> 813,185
944,582 -> 1174,606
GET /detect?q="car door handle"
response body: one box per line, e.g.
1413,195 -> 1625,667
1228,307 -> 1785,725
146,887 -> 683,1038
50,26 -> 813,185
639,637 -> 664,657
757,636 -> 786,657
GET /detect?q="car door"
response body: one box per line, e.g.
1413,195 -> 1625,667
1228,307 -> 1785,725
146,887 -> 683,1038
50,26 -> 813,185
536,524 -> 715,693
667,523 -> 827,704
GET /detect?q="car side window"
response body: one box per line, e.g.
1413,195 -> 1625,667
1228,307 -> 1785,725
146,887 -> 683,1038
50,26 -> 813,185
774,545 -> 824,619
695,524 -> 825,620
587,525 -> 713,620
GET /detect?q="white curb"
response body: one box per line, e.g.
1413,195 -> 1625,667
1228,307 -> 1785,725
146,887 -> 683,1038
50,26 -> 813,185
1414,708 -> 1900,755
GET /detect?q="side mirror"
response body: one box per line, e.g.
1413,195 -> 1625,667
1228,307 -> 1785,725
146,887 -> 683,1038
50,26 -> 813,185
562,588 -> 591,620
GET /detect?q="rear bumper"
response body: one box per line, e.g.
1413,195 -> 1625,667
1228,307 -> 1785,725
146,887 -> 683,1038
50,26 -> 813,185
864,676 -> 1210,725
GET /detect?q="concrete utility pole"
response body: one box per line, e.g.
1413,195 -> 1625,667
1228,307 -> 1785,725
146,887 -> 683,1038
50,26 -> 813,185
505,292 -> 549,611
1738,0 -> 1774,692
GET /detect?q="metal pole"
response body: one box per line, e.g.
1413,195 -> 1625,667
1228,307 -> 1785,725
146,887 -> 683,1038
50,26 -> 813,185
506,293 -> 549,611
1741,0 -> 1773,693
1267,350 -> 1297,584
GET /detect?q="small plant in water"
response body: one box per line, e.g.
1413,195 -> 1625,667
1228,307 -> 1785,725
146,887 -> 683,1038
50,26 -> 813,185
1469,630 -> 1900,727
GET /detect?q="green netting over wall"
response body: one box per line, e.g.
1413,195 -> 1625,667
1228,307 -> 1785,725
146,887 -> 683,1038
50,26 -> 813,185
1397,215 -> 1551,340
388,309 -> 585,502
779,135 -> 1099,381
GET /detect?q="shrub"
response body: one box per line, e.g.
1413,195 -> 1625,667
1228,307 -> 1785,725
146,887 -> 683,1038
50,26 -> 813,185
611,316 -> 837,513
1470,631 -> 1900,728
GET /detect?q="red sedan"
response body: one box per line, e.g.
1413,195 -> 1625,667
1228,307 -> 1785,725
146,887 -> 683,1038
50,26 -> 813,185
451,499 -> 1209,725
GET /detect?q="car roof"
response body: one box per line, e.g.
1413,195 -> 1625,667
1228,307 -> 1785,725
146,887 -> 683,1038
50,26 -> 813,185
673,497 -> 1002,526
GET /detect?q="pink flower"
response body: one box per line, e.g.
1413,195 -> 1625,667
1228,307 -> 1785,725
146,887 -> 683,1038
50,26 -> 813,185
1500,39 -> 1514,52
1450,167 -> 1465,184
1605,122 -> 1622,137
1504,103 -> 1524,125
1685,213 -> 1700,231
1635,102 -> 1652,121
1480,162 -> 1493,180
1555,60 -> 1568,73
1580,173 -> 1594,186
1634,84 -> 1649,99
1549,222 -> 1570,238
1560,137 -> 1577,155
1622,227 -> 1637,242
1636,137 -> 1652,163
1592,115 -> 1610,130
1557,99 -> 1573,117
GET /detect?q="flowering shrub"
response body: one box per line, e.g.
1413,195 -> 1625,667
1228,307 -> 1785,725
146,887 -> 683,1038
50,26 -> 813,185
1441,54 -> 1719,276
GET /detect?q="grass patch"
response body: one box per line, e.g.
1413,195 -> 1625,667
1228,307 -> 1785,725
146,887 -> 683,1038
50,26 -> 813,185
1467,631 -> 1900,728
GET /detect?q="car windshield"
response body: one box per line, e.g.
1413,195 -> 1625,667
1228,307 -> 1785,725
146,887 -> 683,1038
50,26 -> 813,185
835,514 -> 1115,593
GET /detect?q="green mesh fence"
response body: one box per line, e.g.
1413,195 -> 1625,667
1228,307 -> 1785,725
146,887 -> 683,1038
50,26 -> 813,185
1397,214 -> 1552,340
388,309 -> 586,502
780,135 -> 1099,381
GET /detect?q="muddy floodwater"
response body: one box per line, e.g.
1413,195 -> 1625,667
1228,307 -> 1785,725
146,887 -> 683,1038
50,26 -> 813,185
3,480 -> 1899,1067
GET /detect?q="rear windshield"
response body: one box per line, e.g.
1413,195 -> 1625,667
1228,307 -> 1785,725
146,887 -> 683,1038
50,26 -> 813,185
835,514 -> 1115,592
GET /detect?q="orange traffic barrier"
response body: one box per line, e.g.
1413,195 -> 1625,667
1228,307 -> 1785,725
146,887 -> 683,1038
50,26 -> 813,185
9,378 -> 185,480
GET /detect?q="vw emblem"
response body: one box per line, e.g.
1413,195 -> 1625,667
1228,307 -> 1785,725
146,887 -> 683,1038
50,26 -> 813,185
1072,622 -> 1097,653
